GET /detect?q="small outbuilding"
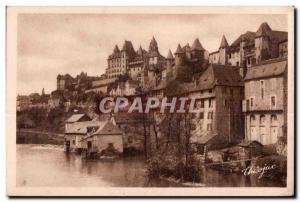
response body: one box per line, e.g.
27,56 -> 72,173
80,120 -> 124,158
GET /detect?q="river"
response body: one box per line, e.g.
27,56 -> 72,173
16,144 -> 284,187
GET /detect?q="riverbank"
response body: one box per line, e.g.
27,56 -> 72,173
17,129 -> 64,145
17,144 -> 286,187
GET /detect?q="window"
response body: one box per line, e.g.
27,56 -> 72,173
207,123 -> 212,131
260,80 -> 265,98
236,62 -> 239,66
259,115 -> 266,125
199,112 -> 204,119
209,89 -> 213,93
208,98 -> 213,108
200,100 -> 205,108
271,114 -> 278,125
250,98 -> 254,107
250,115 -> 255,125
246,99 -> 250,109
72,140 -> 75,145
207,112 -> 213,119
271,96 -> 276,107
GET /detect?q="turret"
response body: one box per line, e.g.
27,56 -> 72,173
219,35 -> 229,65
149,36 -> 159,53
148,36 -> 160,66
174,44 -> 185,66
255,22 -> 272,63
166,50 -> 174,79
113,45 -> 120,54
191,38 -> 205,64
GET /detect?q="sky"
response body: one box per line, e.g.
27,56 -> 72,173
17,13 -> 287,95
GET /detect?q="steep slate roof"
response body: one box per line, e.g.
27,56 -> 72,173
65,114 -> 91,123
192,38 -> 205,51
122,40 -> 135,52
255,22 -> 287,43
256,22 -> 272,37
189,64 -> 243,92
268,31 -> 288,43
113,45 -> 120,53
230,31 -> 256,48
149,36 -> 158,48
136,45 -> 147,55
175,44 -> 184,54
244,59 -> 287,81
219,35 -> 229,49
78,121 -> 112,140
93,121 -> 123,135
167,50 -> 174,59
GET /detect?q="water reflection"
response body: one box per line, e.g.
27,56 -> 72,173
16,144 -> 284,187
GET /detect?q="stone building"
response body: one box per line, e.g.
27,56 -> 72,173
57,74 -> 75,91
173,38 -> 208,76
64,114 -> 97,153
143,37 -> 166,88
84,78 -> 117,94
128,46 -> 148,81
188,64 -> 244,151
80,120 -> 124,156
109,80 -> 140,97
209,22 -> 288,72
106,41 -> 136,79
243,58 -> 287,145
56,72 -> 99,94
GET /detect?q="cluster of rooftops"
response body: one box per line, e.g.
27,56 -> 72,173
107,22 -> 287,61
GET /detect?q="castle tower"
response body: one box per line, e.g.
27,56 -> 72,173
218,35 -> 229,65
149,36 -> 159,53
121,40 -> 135,74
174,44 -> 185,66
57,74 -> 61,90
166,50 -> 174,79
113,45 -> 120,54
191,38 -> 205,64
255,22 -> 272,63
185,43 -> 192,60
148,36 -> 160,66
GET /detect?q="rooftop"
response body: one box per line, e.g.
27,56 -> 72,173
244,58 -> 287,81
65,114 -> 91,123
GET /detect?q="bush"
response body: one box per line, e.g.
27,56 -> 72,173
147,153 -> 202,183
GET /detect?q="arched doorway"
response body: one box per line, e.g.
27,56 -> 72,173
259,115 -> 267,144
270,114 -> 278,144
249,115 -> 258,142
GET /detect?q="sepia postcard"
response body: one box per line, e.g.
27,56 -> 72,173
6,6 -> 294,197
